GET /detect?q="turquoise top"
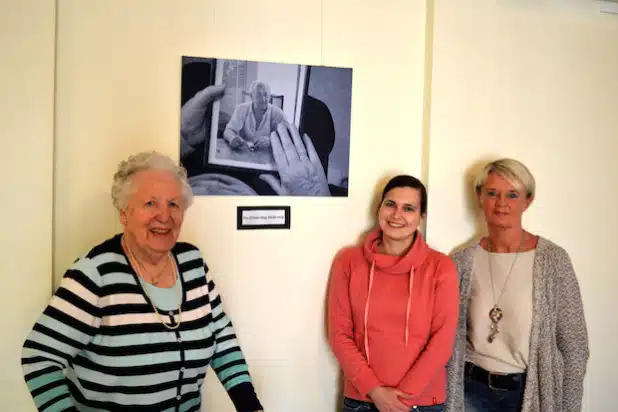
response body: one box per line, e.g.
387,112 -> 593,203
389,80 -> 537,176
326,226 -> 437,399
138,274 -> 183,311
21,234 -> 262,411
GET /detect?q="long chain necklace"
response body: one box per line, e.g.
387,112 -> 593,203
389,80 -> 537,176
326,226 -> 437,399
122,237 -> 183,330
132,247 -> 169,286
486,232 -> 525,343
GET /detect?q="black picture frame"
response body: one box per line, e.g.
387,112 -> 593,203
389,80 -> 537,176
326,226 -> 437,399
236,206 -> 291,230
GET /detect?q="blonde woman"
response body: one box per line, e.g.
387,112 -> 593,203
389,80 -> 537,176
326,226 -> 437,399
446,158 -> 589,412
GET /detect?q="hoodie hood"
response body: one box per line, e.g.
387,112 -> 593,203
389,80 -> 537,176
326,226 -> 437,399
362,227 -> 430,273
360,227 -> 430,365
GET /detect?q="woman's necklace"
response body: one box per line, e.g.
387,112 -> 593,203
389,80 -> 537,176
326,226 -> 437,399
130,248 -> 169,286
486,232 -> 525,343
122,237 -> 183,330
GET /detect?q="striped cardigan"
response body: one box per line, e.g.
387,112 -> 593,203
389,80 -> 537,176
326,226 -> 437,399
21,234 -> 262,412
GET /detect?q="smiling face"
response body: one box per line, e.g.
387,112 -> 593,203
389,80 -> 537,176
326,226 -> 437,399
479,172 -> 532,229
251,84 -> 270,113
120,169 -> 185,256
377,187 -> 423,242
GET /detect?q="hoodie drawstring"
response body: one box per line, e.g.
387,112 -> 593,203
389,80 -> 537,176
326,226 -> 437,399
405,267 -> 414,346
363,261 -> 375,365
363,262 -> 415,365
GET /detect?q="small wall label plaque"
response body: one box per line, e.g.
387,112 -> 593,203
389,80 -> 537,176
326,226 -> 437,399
237,206 -> 291,230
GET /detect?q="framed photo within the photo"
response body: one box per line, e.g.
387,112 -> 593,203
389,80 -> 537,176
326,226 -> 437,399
179,55 -> 353,198
207,59 -> 308,172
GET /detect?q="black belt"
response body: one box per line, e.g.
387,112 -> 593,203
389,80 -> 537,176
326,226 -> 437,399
465,362 -> 526,391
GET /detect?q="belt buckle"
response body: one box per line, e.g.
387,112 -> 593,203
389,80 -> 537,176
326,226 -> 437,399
488,371 -> 509,392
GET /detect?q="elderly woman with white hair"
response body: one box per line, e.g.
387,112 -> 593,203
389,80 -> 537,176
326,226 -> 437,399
446,158 -> 589,412
21,151 -> 264,411
223,79 -> 287,152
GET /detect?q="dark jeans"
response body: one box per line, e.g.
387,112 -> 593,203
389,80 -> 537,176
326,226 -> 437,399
342,397 -> 445,412
464,362 -> 526,412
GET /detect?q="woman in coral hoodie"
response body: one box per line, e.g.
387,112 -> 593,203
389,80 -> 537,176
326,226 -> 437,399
328,175 -> 459,412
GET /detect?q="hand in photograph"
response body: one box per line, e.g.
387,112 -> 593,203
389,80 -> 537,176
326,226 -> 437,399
259,122 -> 330,196
188,173 -> 258,196
228,135 -> 246,150
252,136 -> 271,151
180,83 -> 226,146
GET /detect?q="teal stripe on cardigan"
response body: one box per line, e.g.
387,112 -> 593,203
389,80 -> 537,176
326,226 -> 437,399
22,236 -> 257,410
27,330 -> 81,358
22,347 -> 67,369
90,326 -> 213,347
72,366 -> 181,387
84,350 -> 182,368
37,313 -> 93,344
98,271 -> 136,285
221,374 -> 252,391
215,363 -> 250,382
175,249 -> 202,264
212,351 -> 245,367
33,385 -> 69,409
26,369 -> 65,393
47,396 -> 74,411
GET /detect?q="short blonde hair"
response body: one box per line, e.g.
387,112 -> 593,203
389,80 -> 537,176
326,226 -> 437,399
474,158 -> 536,199
111,151 -> 194,211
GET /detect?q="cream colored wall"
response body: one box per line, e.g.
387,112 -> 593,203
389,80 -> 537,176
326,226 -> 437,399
52,1 -> 428,411
7,0 -> 615,411
0,0 -> 56,410
426,2 -> 618,411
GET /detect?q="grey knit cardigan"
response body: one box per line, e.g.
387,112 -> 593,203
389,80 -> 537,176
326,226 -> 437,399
445,237 -> 589,412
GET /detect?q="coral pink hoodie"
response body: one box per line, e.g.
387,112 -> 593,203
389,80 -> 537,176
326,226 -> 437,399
327,228 -> 459,407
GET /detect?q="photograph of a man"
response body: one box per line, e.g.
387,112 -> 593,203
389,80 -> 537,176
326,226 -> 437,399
223,80 -> 287,153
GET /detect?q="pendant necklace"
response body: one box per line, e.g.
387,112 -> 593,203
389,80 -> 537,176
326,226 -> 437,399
486,232 -> 525,343
122,237 -> 183,330
135,251 -> 169,286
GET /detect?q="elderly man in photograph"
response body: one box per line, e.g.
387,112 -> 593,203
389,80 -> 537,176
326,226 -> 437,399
223,80 -> 287,151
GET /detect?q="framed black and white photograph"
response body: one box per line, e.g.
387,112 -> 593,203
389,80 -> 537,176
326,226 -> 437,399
179,56 -> 353,197
208,60 -> 307,172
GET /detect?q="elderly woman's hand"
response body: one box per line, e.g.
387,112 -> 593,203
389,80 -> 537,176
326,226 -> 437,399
259,122 -> 330,196
252,136 -> 271,150
181,83 -> 226,146
188,173 -> 258,196
228,135 -> 246,150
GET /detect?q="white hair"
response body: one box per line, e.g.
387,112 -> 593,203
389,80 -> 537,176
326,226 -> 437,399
474,158 -> 536,199
111,151 -> 194,211
249,80 -> 271,96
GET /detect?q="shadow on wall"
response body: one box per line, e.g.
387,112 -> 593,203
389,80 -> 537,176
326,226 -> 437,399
53,186 -> 119,291
322,246 -> 348,411
358,172 -> 403,245
449,156 -> 499,254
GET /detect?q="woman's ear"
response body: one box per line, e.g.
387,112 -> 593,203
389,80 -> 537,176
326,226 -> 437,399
524,194 -> 534,211
476,191 -> 483,208
119,209 -> 128,226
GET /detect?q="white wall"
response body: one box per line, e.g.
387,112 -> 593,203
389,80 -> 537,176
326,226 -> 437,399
425,2 -> 618,411
0,0 -> 56,410
7,1 -> 617,411
52,1 -> 428,411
